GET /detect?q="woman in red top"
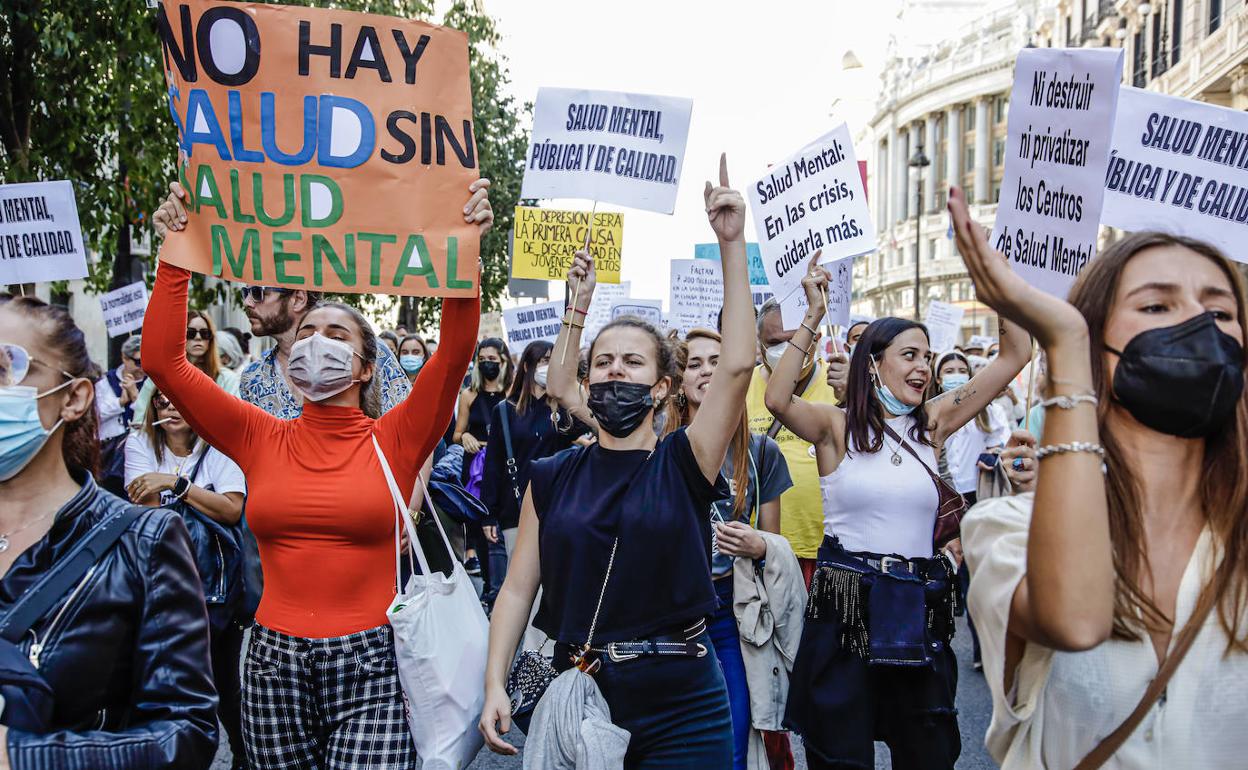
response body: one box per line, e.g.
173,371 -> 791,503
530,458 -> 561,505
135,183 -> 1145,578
146,180 -> 493,769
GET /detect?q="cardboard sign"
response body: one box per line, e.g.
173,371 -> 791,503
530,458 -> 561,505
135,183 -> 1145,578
668,259 -> 723,336
0,181 -> 88,284
778,256 -> 852,330
610,298 -> 662,328
100,281 -> 149,337
693,242 -> 767,286
584,280 -> 630,342
502,299 -> 564,348
511,206 -> 622,284
521,87 -> 693,214
750,123 -> 875,308
1103,87 -> 1248,262
990,47 -> 1123,297
923,300 -> 965,354
156,0 -> 479,297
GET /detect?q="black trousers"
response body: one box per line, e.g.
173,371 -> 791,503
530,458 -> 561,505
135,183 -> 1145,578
211,620 -> 247,769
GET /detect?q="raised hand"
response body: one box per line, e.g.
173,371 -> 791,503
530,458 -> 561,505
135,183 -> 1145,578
567,248 -> 596,310
704,153 -> 746,244
800,250 -> 829,322
947,187 -> 1085,348
465,178 -> 494,236
152,181 -> 188,240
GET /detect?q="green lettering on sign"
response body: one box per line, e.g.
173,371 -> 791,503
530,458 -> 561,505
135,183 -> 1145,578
210,225 -> 263,280
229,171 -> 256,224
301,175 -> 344,228
358,232 -> 397,286
444,237 -> 471,289
313,234 -> 356,287
195,165 -> 227,219
255,174 -> 295,227
392,234 -> 439,289
272,231 -> 305,285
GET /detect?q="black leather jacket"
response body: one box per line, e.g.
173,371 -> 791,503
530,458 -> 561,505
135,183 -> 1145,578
1,471 -> 218,769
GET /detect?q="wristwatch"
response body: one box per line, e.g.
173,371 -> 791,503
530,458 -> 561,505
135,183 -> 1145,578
172,475 -> 191,501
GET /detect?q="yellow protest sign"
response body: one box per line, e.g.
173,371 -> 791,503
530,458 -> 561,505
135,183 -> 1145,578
156,0 -> 479,297
511,207 -> 622,284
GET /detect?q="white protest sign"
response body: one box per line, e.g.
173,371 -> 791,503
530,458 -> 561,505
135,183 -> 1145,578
0,180 -> 88,284
584,281 -> 631,342
502,299 -> 564,349
100,281 -> 148,338
923,300 -> 965,353
990,47 -> 1123,297
668,259 -> 723,335
750,123 -> 875,306
522,88 -> 693,214
751,286 -> 774,308
778,256 -> 853,330
966,334 -> 995,352
610,299 -> 663,328
1103,87 -> 1248,261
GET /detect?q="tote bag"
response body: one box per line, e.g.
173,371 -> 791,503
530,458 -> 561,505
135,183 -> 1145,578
373,436 -> 489,770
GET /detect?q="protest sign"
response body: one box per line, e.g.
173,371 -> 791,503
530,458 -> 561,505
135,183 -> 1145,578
778,256 -> 852,330
693,242 -> 767,286
511,206 -> 623,284
0,181 -> 88,284
521,88 -> 693,214
668,259 -> 723,335
990,47 -> 1123,297
584,281 -> 630,341
966,334 -> 995,352
479,311 -> 504,340
1102,87 -> 1248,262
610,298 -> 662,328
751,286 -> 774,308
923,300 -> 965,353
100,281 -> 149,337
749,123 -> 875,308
156,0 -> 479,297
502,300 -> 564,348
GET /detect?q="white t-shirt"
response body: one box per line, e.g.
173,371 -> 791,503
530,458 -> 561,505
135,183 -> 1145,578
95,366 -> 127,441
944,401 -> 1011,495
964,493 -> 1248,769
124,432 -> 246,506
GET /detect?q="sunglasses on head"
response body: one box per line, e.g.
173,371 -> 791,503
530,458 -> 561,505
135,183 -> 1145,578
239,285 -> 292,304
0,343 -> 73,388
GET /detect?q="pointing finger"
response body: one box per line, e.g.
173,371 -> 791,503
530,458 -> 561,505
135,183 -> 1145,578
719,152 -> 730,188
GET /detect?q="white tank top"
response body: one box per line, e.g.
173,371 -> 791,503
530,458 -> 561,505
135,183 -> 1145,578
820,415 -> 939,558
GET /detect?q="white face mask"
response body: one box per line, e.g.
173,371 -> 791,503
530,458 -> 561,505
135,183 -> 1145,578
287,333 -> 362,402
534,365 -> 549,388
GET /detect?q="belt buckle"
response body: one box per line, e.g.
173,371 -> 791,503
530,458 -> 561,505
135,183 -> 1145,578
607,643 -> 640,663
879,555 -> 904,575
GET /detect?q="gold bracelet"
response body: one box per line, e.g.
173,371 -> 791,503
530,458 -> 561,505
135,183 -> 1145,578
562,319 -> 585,330
800,321 -> 819,336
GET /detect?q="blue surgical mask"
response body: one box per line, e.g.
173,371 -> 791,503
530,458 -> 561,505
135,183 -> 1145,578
941,373 -> 969,393
0,383 -> 70,482
399,354 -> 425,375
872,362 -> 916,416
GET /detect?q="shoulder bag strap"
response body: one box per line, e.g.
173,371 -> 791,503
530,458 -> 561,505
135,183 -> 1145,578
0,504 -> 147,643
500,402 -> 522,504
1074,570 -> 1225,769
883,423 -> 943,483
185,441 -> 210,484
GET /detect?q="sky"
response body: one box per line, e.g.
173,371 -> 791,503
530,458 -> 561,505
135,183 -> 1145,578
483,0 -> 904,309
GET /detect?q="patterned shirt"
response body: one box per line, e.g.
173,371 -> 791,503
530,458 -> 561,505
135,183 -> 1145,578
240,339 -> 411,419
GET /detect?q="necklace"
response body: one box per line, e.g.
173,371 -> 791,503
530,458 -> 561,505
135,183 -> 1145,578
880,431 -> 904,466
0,509 -> 56,552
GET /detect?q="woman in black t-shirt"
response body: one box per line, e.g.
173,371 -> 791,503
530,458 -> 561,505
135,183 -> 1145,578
480,156 -> 754,768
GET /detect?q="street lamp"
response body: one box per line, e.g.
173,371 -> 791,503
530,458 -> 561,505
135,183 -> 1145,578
908,139 -> 931,321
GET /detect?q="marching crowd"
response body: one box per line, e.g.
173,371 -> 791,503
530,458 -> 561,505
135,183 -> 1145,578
1,158 -> 1247,770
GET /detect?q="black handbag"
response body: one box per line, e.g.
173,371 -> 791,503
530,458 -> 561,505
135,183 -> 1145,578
0,504 -> 145,730
171,448 -> 245,634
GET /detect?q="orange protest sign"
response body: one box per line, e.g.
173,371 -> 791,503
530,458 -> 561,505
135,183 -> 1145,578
156,0 -> 479,297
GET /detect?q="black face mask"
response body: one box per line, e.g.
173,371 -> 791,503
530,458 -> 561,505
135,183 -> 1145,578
479,361 -> 501,381
1107,312 -> 1244,438
587,380 -> 656,438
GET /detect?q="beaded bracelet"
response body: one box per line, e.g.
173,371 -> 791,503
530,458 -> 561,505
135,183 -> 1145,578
800,321 -> 819,336
1035,441 -> 1104,460
787,339 -> 811,354
1039,393 -> 1098,410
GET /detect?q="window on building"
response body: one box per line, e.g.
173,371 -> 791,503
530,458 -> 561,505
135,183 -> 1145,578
1173,0 -> 1183,64
992,138 -> 1006,167
1151,12 -> 1168,77
1211,0 -> 1223,33
928,238 -> 937,262
965,146 -> 975,175
1133,30 -> 1147,86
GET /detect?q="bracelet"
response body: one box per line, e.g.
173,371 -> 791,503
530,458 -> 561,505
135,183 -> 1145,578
800,321 -> 819,336
565,305 -> 589,316
1040,393 -> 1098,410
786,339 -> 811,354
561,319 -> 585,330
1035,441 -> 1104,460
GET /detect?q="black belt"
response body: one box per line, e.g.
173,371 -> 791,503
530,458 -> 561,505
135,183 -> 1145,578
857,554 -> 924,576
590,618 -> 709,663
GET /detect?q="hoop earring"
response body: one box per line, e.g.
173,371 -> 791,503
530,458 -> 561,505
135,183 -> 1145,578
675,391 -> 688,410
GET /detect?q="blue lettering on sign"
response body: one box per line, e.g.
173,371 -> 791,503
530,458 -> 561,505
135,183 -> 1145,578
694,242 -> 768,286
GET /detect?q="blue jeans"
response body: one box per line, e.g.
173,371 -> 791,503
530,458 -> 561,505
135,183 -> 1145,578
556,631 -> 733,769
710,578 -> 749,770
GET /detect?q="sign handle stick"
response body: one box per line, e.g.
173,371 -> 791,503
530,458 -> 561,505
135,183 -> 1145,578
820,287 -> 841,356
1023,343 -> 1039,433
561,201 -> 598,366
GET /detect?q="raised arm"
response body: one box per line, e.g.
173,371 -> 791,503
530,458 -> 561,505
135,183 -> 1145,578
546,253 -> 595,429
687,155 -> 756,481
928,315 -> 1031,446
762,254 -> 845,448
948,186 -> 1112,651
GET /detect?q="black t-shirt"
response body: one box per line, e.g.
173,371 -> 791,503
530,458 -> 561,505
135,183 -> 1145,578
529,428 -> 728,644
480,398 -> 586,529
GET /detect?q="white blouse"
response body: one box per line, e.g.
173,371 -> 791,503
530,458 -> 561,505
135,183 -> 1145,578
963,493 -> 1248,769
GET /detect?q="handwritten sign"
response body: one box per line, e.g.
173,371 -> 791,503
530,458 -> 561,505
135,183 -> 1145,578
511,206 -> 622,284
610,298 -> 663,328
1102,87 -> 1248,262
521,87 -> 693,214
668,259 -> 723,335
584,280 -> 630,341
0,181 -> 87,284
990,47 -> 1123,297
924,300 -> 965,354
778,256 -> 852,330
966,334 -> 995,353
750,123 -> 875,309
502,299 -> 564,348
693,242 -> 767,286
156,0 -> 479,297
100,281 -> 149,337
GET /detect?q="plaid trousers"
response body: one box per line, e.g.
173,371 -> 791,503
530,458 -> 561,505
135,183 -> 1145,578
242,624 -> 417,770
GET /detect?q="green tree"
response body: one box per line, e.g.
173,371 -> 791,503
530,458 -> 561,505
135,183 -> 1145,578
0,0 -> 528,346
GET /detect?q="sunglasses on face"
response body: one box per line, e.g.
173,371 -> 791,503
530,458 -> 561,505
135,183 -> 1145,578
185,328 -> 213,341
126,355 -> 141,367
239,285 -> 292,304
153,394 -> 172,410
0,343 -> 73,388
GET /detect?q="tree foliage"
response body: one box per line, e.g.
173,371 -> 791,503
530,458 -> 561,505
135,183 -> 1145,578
0,0 -> 528,330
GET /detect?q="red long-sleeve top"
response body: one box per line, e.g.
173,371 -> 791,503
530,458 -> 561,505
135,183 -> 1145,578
142,264 -> 478,638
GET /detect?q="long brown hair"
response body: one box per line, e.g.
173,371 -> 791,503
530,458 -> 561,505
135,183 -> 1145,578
142,388 -> 198,465
1069,231 -> 1248,648
0,294 -> 100,476
674,329 -> 753,521
186,309 -> 221,382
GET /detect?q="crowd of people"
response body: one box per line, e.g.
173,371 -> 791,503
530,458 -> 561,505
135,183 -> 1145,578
2,160 -> 1247,770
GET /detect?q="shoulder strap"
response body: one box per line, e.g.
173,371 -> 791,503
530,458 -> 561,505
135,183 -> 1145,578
185,442 -> 210,484
1074,570 -> 1225,770
0,504 -> 147,643
499,402 -> 521,503
883,422 -> 939,478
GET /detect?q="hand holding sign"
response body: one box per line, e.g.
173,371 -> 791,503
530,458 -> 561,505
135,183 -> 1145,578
704,153 -> 745,244
799,251 -> 830,324
567,249 -> 597,311
464,178 -> 494,236
153,182 -> 188,239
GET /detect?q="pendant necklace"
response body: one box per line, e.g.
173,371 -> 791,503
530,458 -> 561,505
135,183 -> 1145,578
881,430 -> 904,466
0,509 -> 56,553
